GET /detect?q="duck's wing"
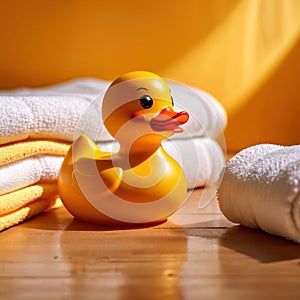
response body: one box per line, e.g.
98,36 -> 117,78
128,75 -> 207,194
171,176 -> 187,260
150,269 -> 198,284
63,134 -> 120,193
72,156 -> 122,195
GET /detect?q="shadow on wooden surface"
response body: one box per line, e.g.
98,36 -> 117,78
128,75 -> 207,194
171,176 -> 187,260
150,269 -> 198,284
183,220 -> 300,263
219,226 -> 300,263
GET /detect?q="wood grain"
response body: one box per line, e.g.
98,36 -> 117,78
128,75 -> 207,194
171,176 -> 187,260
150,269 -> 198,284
0,188 -> 300,300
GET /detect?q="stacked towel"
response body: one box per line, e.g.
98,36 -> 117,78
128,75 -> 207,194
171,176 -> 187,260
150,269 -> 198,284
0,140 -> 70,231
0,77 -> 227,230
218,144 -> 300,243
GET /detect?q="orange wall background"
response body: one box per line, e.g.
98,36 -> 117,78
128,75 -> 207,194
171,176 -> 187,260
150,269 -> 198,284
0,0 -> 299,152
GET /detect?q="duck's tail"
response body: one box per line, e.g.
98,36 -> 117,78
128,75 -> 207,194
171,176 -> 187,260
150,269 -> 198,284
58,134 -> 100,185
69,134 -> 100,162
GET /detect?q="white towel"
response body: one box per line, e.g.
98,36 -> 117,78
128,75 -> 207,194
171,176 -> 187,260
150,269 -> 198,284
0,138 -> 224,195
0,78 -> 226,145
218,144 -> 300,243
98,137 -> 225,190
0,155 -> 64,196
163,138 -> 225,189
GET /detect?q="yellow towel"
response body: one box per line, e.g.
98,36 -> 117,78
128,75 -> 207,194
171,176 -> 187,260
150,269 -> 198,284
0,183 -> 58,215
0,140 -> 68,231
0,140 -> 70,166
0,196 -> 62,232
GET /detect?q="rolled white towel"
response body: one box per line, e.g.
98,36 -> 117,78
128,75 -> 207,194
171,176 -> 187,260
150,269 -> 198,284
0,78 -> 226,145
218,144 -> 300,243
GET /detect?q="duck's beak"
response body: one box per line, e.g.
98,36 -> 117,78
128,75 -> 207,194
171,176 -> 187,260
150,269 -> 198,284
150,106 -> 189,133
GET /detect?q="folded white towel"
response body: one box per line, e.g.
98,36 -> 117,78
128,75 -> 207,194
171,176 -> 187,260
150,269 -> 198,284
0,138 -> 224,195
163,138 -> 225,189
99,137 -> 225,190
218,144 -> 300,243
0,78 -> 226,145
0,155 -> 64,196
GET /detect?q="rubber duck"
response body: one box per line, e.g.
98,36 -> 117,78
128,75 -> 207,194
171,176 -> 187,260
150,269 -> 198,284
58,71 -> 189,225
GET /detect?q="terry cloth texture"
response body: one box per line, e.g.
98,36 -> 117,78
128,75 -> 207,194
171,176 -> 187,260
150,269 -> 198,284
0,195 -> 61,232
218,144 -> 300,243
0,140 -> 69,231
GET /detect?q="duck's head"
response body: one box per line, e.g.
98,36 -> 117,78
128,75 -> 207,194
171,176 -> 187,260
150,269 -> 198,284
102,71 -> 189,151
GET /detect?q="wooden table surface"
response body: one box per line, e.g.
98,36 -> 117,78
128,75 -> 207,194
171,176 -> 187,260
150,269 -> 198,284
1,188 -> 300,300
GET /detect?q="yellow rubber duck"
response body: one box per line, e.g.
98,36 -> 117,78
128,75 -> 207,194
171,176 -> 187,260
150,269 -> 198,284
58,71 -> 189,225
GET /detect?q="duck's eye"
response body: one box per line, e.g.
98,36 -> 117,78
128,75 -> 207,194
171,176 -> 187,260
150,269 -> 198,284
139,95 -> 153,109
171,96 -> 174,106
